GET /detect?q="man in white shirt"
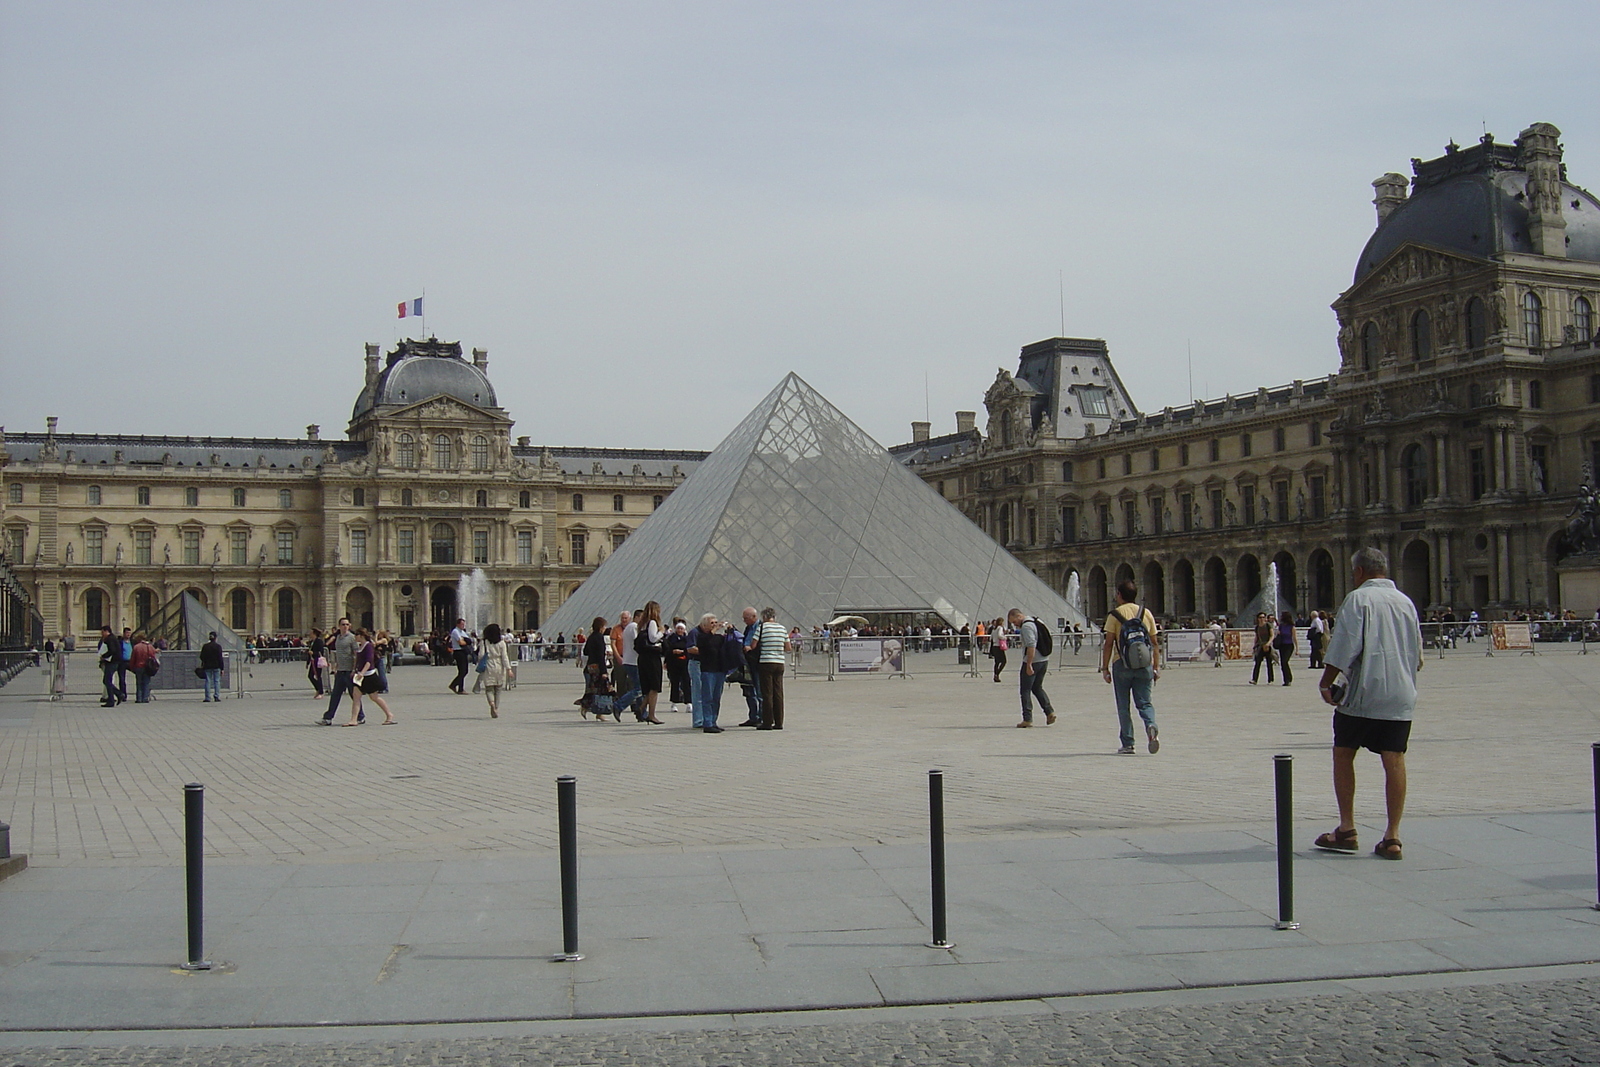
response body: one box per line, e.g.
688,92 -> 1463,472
447,617 -> 472,694
1314,548 -> 1423,861
614,611 -> 643,720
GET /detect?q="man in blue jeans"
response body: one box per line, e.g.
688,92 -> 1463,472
1100,579 -> 1161,754
1008,608 -> 1056,728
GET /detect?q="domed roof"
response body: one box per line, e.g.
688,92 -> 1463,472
1354,131 -> 1600,284
351,338 -> 499,422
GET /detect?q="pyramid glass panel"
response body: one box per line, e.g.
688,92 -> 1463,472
543,374 -> 1086,636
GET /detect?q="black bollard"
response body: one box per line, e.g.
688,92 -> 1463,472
1592,744 -> 1599,912
554,775 -> 584,961
180,783 -> 212,969
926,769 -> 954,949
1273,755 -> 1299,930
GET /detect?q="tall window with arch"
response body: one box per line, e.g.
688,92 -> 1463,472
401,488 -> 413,507
1464,297 -> 1487,349
1401,443 -> 1428,508
84,588 -> 105,631
277,588 -> 296,631
1575,296 -> 1593,342
230,588 -> 250,631
475,489 -> 488,507
396,434 -> 415,468
1410,309 -> 1432,360
1523,292 -> 1543,349
1360,322 -> 1380,370
433,434 -> 452,470
471,435 -> 489,470
431,523 -> 456,564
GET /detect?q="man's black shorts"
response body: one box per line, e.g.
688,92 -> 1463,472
1332,710 -> 1411,754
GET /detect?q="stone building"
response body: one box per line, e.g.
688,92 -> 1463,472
895,122 -> 1600,622
0,338 -> 705,642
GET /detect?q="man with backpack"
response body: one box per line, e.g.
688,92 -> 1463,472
1100,579 -> 1161,755
1007,608 -> 1057,728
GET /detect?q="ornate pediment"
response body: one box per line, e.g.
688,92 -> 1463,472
383,395 -> 508,425
1345,242 -> 1486,300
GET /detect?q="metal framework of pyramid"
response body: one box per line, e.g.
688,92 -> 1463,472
543,373 -> 1085,636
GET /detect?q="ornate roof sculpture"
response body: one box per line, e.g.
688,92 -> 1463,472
350,337 -> 501,424
543,373 -> 1085,635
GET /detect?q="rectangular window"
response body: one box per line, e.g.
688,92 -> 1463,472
1061,461 -> 1074,482
397,527 -> 414,564
1026,508 -> 1037,545
570,531 -> 586,566
1122,453 -> 1132,476
1150,496 -> 1165,535
1309,421 -> 1322,446
136,486 -> 151,506
1591,374 -> 1600,404
1362,462 -> 1374,505
1149,448 -> 1160,471
88,485 -> 102,505
1241,433 -> 1253,458
1096,457 -> 1107,479
1274,427 -> 1286,452
185,487 -> 199,507
5,526 -> 22,561
517,529 -> 533,565
135,529 -> 152,565
86,528 -> 104,564
1210,488 -> 1224,527
353,487 -> 365,507
613,494 -> 624,512
1180,492 -> 1194,532
279,489 -> 292,509
1178,443 -> 1189,466
1530,443 -> 1549,492
1242,484 -> 1256,524
1274,480 -> 1289,522
519,490 -> 532,508
1098,503 -> 1112,539
1310,476 -> 1325,519
1528,380 -> 1544,409
350,528 -> 367,565
230,528 -> 247,565
1123,499 -> 1137,536
1059,506 -> 1077,544
276,529 -> 294,564
232,488 -> 246,508
183,529 -> 200,565
1079,386 -> 1110,417
611,531 -> 628,552
1209,438 -> 1220,463
472,529 -> 489,565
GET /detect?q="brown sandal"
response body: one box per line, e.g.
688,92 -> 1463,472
1374,838 -> 1403,860
1313,827 -> 1359,852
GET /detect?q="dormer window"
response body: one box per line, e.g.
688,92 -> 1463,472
1076,386 -> 1110,417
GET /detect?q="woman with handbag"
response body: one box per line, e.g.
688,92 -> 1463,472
634,601 -> 666,724
306,628 -> 327,697
342,628 -> 396,725
479,623 -> 512,718
581,617 -> 619,721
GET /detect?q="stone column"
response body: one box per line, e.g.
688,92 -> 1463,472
1430,430 -> 1449,501
1437,531 -> 1453,609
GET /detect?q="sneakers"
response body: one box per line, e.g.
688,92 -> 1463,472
1117,745 -> 1136,754
1016,720 -> 1034,728
1045,712 -> 1057,726
1146,725 -> 1160,754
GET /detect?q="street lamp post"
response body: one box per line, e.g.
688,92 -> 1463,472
1295,578 -> 1309,615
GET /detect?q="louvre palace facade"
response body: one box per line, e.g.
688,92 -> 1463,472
0,339 -> 704,642
894,123 -> 1600,623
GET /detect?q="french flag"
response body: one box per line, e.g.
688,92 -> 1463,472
397,297 -> 423,318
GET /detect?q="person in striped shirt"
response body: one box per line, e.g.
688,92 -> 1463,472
752,607 -> 791,730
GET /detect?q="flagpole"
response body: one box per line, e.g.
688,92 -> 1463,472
421,287 -> 427,338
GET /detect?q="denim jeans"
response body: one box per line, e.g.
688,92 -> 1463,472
204,668 -> 222,701
1018,659 -> 1055,722
324,670 -> 358,721
615,663 -> 642,718
135,672 -> 152,702
699,670 -> 726,727
101,662 -> 119,704
1112,662 -> 1156,748
688,660 -> 703,727
740,678 -> 761,722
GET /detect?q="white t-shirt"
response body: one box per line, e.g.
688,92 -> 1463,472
619,621 -> 639,666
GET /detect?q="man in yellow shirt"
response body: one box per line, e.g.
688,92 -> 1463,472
1099,579 -> 1161,755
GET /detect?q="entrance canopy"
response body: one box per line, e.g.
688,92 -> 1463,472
543,373 -> 1084,636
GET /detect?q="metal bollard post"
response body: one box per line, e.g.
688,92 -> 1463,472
926,769 -> 954,949
0,820 -> 9,859
1274,755 -> 1299,930
180,783 -> 212,969
1592,744 -> 1599,912
554,775 -> 584,961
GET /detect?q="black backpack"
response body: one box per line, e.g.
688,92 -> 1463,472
1030,618 -> 1053,657
1116,605 -> 1153,670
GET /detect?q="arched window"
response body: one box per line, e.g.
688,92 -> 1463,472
475,489 -> 488,507
396,434 -> 415,468
433,434 -> 452,470
231,487 -> 245,507
84,588 -> 106,631
1523,292 -> 1544,349
571,493 -> 584,512
87,485 -> 102,505
1360,322 -> 1379,370
278,489 -> 292,509
471,435 -> 490,470
1464,297 -> 1487,349
430,522 -> 456,564
1410,309 -> 1432,360
401,488 -> 413,507
133,588 -> 156,629
1576,296 -> 1593,341
1401,443 -> 1428,508
276,588 -> 296,631
230,588 -> 250,631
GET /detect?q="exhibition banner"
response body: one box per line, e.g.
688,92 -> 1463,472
836,638 -> 905,673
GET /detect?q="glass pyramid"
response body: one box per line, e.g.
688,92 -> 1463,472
542,374 -> 1086,635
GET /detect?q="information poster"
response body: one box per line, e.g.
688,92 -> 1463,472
1491,622 -> 1533,651
1222,629 -> 1255,660
1164,631 -> 1204,662
836,638 -> 904,673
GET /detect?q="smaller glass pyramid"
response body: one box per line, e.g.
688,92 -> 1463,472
543,374 -> 1085,635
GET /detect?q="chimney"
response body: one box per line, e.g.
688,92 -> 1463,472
1517,122 -> 1567,258
364,343 -> 380,388
1371,173 -> 1408,223
911,421 -> 930,443
45,416 -> 58,436
472,347 -> 488,371
517,435 -> 530,447
955,411 -> 976,434
306,425 -> 320,441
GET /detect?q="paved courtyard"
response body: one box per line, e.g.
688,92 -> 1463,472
0,643 -> 1597,1058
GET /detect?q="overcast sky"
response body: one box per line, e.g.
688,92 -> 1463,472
2,2 -> 1596,452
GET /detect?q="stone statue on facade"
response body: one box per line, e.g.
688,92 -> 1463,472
1563,484 -> 1600,554
65,543 -> 73,563
213,541 -> 222,564
163,543 -> 172,564
259,545 -> 268,564
115,543 -> 124,564
1296,488 -> 1307,520
1224,499 -> 1238,526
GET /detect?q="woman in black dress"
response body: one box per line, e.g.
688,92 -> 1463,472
636,600 -> 666,724
581,617 -> 619,721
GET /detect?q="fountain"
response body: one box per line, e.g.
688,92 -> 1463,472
1232,560 -> 1291,627
457,567 -> 493,634
1065,571 -> 1085,625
